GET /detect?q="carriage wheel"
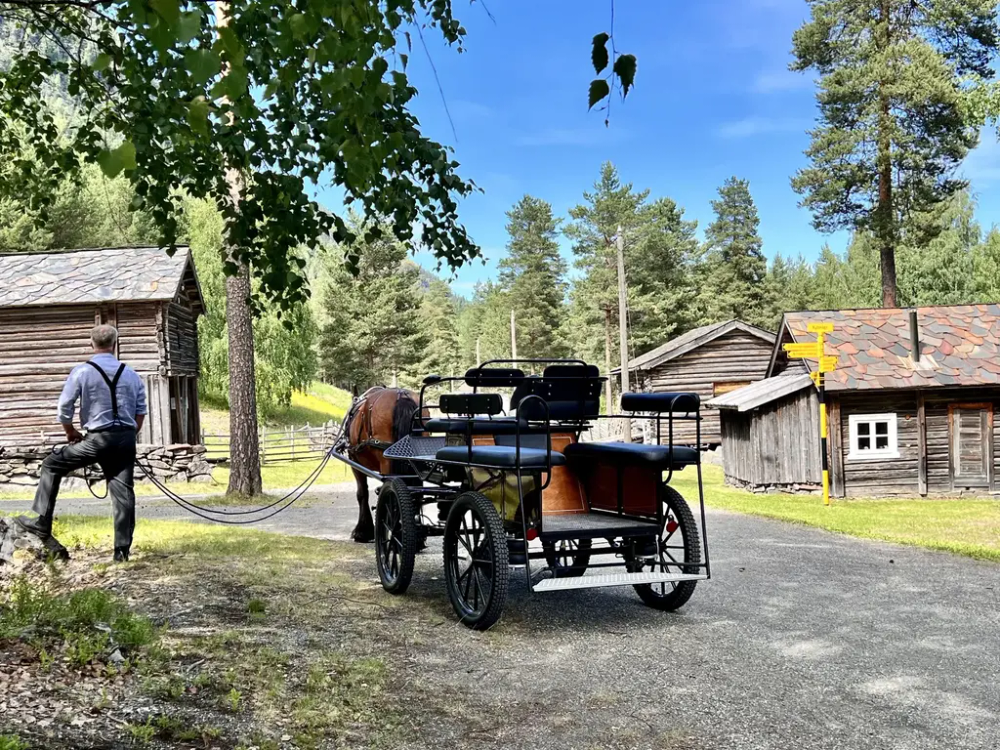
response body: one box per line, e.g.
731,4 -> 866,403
627,484 -> 701,611
443,492 -> 509,630
542,538 -> 592,578
375,480 -> 418,595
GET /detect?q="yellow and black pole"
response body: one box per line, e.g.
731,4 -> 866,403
785,322 -> 835,506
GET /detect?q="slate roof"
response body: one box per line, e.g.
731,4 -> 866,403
0,246 -> 202,310
706,373 -> 814,412
615,319 -> 775,374
771,305 -> 1000,391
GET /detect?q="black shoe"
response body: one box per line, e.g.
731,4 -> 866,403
113,547 -> 130,563
14,515 -> 52,541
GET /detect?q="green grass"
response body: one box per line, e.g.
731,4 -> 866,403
682,464 -> 1000,562
202,381 -> 352,433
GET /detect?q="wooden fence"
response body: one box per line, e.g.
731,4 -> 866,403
202,421 -> 341,465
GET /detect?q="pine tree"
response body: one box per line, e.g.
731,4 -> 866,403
791,0 -> 999,308
763,254 -> 816,327
699,177 -> 768,327
499,196 -> 568,360
416,279 -> 462,378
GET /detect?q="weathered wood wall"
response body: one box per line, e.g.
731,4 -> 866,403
640,330 -> 773,445
0,294 -> 201,447
720,387 -> 821,490
833,392 -> 920,497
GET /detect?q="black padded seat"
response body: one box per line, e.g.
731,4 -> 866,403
435,445 -> 567,468
424,417 -> 530,435
562,441 -> 698,469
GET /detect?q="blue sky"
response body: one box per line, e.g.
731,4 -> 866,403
315,0 -> 1000,296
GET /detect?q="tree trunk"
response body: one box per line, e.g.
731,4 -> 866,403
877,0 -> 898,309
215,0 -> 262,497
226,264 -> 262,496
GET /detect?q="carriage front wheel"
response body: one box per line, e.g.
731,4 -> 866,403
443,492 -> 509,630
626,484 -> 701,611
375,479 -> 419,595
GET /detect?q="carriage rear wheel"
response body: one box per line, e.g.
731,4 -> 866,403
626,484 -> 700,611
443,492 -> 509,630
375,480 -> 418,595
542,538 -> 592,578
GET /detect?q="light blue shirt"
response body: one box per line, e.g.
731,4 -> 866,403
58,353 -> 147,431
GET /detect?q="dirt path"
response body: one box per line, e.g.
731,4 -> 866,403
5,485 -> 999,749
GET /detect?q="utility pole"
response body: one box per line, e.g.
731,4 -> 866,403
510,309 -> 518,359
603,307 -> 613,412
616,226 -> 631,442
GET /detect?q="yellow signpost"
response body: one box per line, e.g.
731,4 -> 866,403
784,322 -> 836,505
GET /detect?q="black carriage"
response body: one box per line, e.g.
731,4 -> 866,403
335,360 -> 711,630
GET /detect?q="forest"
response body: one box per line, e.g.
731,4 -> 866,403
3,156 -> 999,401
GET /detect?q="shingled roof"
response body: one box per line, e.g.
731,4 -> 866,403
770,304 -> 1000,391
615,319 -> 775,374
0,246 -> 202,311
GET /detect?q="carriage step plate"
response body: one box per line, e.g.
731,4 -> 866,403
532,572 -> 707,593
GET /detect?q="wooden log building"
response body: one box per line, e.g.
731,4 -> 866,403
709,305 -> 1000,497
0,246 -> 204,447
617,319 -> 775,446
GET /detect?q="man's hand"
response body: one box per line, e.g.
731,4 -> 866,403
63,425 -> 84,443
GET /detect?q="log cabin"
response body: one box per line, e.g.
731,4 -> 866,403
709,305 -> 1000,497
0,246 -> 204,448
616,319 -> 775,446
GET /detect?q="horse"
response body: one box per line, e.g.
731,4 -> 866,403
340,386 -> 422,542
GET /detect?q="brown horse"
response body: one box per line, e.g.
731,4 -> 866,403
342,386 -> 421,542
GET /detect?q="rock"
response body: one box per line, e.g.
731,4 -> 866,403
108,649 -> 125,666
0,517 -> 69,564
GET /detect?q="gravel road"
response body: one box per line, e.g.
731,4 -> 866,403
6,483 -> 998,749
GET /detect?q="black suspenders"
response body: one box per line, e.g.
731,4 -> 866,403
86,361 -> 128,423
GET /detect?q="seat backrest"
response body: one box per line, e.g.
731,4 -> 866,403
464,367 -> 525,388
439,392 -> 504,416
512,364 -> 603,420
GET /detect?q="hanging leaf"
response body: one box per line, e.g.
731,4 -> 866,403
588,79 -> 610,110
613,54 -> 637,98
591,32 -> 610,74
148,0 -> 180,26
92,53 -> 112,72
177,10 -> 203,44
187,96 -> 210,135
289,13 -> 309,40
185,48 -> 220,85
97,140 -> 137,179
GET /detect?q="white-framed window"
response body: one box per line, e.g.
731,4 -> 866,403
847,413 -> 899,460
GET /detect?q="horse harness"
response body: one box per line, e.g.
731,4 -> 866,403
343,386 -> 405,456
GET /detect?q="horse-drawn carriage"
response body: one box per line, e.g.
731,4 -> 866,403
334,360 -> 711,629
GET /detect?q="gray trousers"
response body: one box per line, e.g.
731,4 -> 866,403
32,429 -> 137,549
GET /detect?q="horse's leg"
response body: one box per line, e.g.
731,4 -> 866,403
351,468 -> 374,543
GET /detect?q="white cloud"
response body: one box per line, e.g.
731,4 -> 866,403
715,116 -> 808,139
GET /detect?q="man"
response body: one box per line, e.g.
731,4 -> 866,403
15,324 -> 147,562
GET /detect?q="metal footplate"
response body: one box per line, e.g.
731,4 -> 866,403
532,571 -> 707,593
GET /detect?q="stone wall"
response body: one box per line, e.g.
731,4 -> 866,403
0,444 -> 213,492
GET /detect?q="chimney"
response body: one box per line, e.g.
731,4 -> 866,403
909,309 -> 920,362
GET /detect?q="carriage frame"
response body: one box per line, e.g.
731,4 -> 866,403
332,358 -> 712,629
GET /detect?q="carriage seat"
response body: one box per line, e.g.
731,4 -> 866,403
435,445 -> 567,469
423,417 -> 532,435
562,441 -> 698,469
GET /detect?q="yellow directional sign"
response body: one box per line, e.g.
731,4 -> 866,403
818,355 -> 838,373
784,341 -> 823,358
808,322 -> 835,334
810,371 -> 822,386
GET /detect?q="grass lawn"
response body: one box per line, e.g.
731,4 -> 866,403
0,516 -> 419,750
680,464 -> 1000,563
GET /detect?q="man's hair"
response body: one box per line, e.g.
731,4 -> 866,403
91,324 -> 118,351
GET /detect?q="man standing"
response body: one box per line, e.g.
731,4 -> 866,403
15,324 -> 147,562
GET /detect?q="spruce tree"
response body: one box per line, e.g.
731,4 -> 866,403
791,0 -> 999,308
699,177 -> 768,327
499,196 -> 568,360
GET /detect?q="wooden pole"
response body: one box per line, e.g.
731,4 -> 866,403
510,309 -> 517,360
604,307 -> 613,413
616,226 -> 631,441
